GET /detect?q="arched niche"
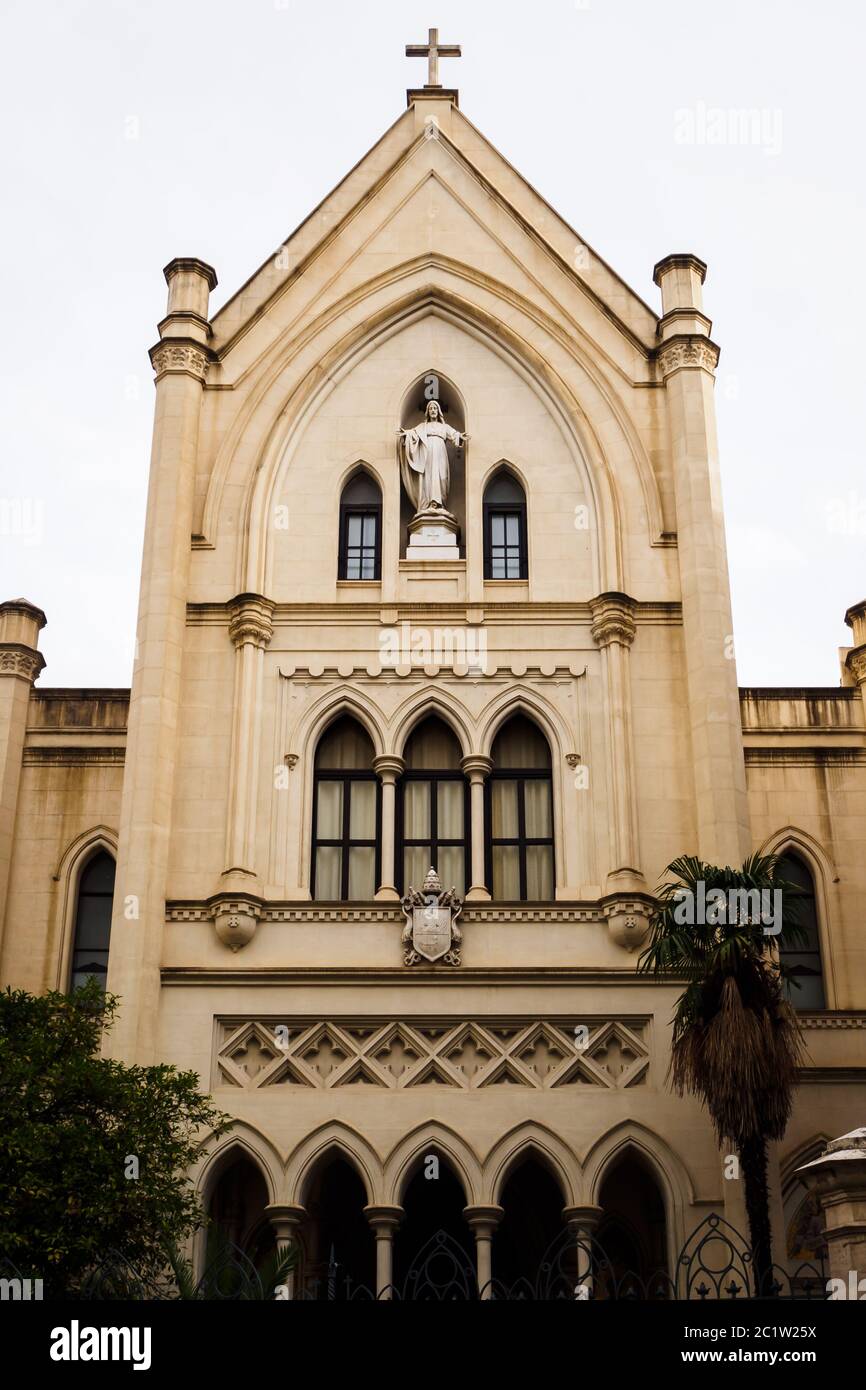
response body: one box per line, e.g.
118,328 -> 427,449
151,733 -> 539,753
398,369 -> 467,557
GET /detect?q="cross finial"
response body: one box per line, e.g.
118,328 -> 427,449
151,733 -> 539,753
406,26 -> 461,88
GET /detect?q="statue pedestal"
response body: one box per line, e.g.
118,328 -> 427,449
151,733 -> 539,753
406,508 -> 459,561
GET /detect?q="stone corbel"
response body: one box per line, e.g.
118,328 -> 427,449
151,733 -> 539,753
208,892 -> 264,951
228,593 -> 276,650
601,893 -> 653,952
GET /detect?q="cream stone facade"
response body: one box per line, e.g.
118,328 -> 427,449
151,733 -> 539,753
1,62 -> 864,1296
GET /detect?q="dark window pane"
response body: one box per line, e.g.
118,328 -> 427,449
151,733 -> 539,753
71,853 -> 115,990
80,852 -> 115,894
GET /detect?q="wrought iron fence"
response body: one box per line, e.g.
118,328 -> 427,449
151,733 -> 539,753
0,1215 -> 829,1302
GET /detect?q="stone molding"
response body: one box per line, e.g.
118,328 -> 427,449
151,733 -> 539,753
653,253 -> 708,286
150,340 -> 209,382
0,645 -> 45,683
372,754 -> 406,780
227,593 -> 276,649
166,901 -> 606,924
743,747 -> 866,766
460,754 -> 493,779
657,334 -> 720,379
799,1014 -> 866,1030
845,644 -> 866,685
22,747 -> 125,765
589,593 -> 637,649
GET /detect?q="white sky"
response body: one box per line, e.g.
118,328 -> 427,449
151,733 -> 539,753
1,0 -> 864,688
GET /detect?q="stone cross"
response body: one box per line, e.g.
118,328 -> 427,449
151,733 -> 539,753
406,27 -> 461,87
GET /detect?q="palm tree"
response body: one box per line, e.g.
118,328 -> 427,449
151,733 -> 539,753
637,852 -> 807,1294
165,1224 -> 298,1300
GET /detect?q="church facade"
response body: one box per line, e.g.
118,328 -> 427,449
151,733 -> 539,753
1,47 -> 864,1296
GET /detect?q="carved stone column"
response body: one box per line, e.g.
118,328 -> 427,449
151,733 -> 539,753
562,1204 -> 605,1298
590,593 -> 643,895
224,593 -> 275,883
105,257 -> 215,1063
461,755 -> 492,901
364,1204 -> 403,1299
373,756 -> 404,901
265,1203 -> 307,1300
653,253 -> 750,866
0,599 -> 46,972
464,1203 -> 503,1298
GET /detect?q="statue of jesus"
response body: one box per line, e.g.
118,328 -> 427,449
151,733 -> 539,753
398,400 -> 467,515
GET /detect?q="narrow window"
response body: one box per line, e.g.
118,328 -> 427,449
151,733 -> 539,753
338,472 -> 382,581
483,471 -> 527,580
70,851 -> 115,990
778,853 -> 826,1009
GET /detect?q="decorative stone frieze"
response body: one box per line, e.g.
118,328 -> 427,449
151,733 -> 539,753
214,1016 -> 650,1090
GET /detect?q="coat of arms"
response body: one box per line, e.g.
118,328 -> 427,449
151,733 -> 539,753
401,866 -> 463,966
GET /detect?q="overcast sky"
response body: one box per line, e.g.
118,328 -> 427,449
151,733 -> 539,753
1,0 -> 864,687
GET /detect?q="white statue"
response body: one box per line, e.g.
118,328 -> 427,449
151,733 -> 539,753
398,400 -> 467,516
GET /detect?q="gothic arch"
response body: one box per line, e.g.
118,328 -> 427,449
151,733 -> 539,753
190,1127 -> 282,1277
390,691 -> 473,760
384,1121 -> 483,1206
398,367 -> 467,426
194,1127 -> 281,1209
244,288 -> 613,595
479,456 -> 531,496
335,457 -> 386,497
478,688 -> 568,763
287,1122 -> 381,1207
293,688 -> 387,762
207,258 -> 662,595
583,1121 -> 698,1260
484,1123 -> 578,1207
759,825 -> 838,1007
49,825 -> 118,991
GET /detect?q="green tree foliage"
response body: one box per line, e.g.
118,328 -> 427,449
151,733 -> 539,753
0,981 -> 231,1296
